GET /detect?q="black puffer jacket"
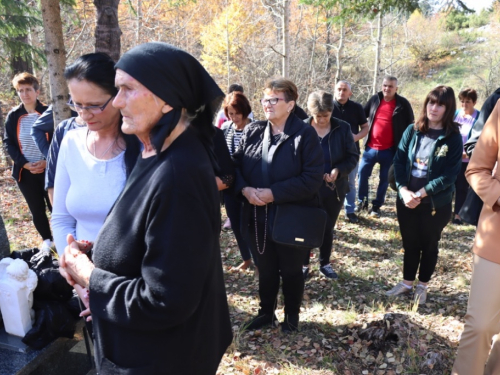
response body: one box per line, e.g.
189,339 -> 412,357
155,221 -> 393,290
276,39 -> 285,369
364,92 -> 414,149
233,114 -> 324,233
304,116 -> 359,198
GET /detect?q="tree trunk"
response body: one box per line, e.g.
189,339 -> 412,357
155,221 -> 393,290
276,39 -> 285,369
94,0 -> 121,62
325,11 -> 332,73
372,12 -> 382,95
39,0 -> 70,126
334,19 -> 345,85
282,0 -> 290,78
10,35 -> 32,75
135,0 -> 142,45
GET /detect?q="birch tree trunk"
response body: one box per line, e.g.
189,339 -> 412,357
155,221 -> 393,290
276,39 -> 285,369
282,0 -> 290,78
39,0 -> 70,125
136,0 -> 142,45
94,0 -> 121,62
334,19 -> 345,85
372,12 -> 382,94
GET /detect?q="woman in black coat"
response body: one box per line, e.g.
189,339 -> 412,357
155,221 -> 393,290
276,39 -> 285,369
59,43 -> 232,375
233,78 -> 323,332
302,91 -> 358,280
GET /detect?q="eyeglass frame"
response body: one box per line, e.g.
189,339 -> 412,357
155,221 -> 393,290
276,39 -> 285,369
66,96 -> 115,114
260,98 -> 286,106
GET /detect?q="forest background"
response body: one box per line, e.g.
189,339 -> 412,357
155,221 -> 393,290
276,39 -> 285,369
0,0 -> 498,374
0,0 -> 499,120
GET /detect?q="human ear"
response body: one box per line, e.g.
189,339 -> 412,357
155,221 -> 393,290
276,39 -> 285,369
162,103 -> 173,114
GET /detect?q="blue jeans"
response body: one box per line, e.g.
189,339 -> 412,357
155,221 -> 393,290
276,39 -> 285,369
357,146 -> 394,208
344,161 -> 359,214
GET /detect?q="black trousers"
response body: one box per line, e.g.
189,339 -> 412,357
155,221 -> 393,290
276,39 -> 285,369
17,169 -> 52,241
248,212 -> 308,316
454,162 -> 469,215
223,191 -> 253,263
396,198 -> 451,283
304,184 -> 345,267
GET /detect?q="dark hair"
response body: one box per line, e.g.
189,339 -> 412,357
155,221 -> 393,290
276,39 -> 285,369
65,52 -> 140,177
264,78 -> 298,102
458,88 -> 477,103
307,90 -> 334,114
414,85 -> 459,136
228,83 -> 244,94
64,52 -> 117,96
223,92 -> 252,119
12,72 -> 39,91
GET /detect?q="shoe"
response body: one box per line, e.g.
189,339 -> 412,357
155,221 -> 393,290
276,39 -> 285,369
386,282 -> 412,297
413,284 -> 428,305
302,266 -> 309,280
244,312 -> 278,330
355,201 -> 368,213
369,205 -> 381,218
345,212 -> 359,224
319,264 -> 338,280
222,218 -> 231,230
281,314 -> 299,332
40,239 -> 54,252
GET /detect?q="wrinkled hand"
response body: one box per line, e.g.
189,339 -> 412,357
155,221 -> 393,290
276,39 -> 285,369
23,161 -> 45,174
59,234 -> 95,288
242,187 -> 267,206
74,284 -> 92,322
256,188 -> 274,204
400,188 -> 421,209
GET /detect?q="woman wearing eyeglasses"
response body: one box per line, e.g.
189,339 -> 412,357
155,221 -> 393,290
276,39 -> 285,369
51,53 -> 140,257
3,72 -> 52,249
233,78 -> 323,332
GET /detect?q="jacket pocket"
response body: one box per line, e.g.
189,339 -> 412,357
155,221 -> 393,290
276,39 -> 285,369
99,357 -> 157,375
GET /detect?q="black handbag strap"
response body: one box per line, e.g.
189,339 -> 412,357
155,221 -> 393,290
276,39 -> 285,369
261,122 -> 271,187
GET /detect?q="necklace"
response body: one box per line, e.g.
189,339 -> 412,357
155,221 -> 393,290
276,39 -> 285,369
88,130 -> 118,159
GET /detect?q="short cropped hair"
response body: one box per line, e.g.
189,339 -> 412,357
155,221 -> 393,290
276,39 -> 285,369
223,91 -> 252,119
307,91 -> 334,115
228,84 -> 244,94
264,78 -> 298,102
12,72 -> 39,91
383,75 -> 398,85
458,88 -> 477,103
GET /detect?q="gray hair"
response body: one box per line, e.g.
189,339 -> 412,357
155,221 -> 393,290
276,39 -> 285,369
336,80 -> 352,90
383,75 -> 398,85
307,90 -> 334,115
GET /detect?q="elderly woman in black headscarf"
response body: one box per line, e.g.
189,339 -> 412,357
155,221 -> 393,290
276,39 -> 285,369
59,43 -> 232,375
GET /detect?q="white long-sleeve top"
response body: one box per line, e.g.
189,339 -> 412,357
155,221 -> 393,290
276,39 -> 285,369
52,127 -> 126,255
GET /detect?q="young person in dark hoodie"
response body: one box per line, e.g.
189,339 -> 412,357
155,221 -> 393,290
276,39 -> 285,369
3,73 -> 52,250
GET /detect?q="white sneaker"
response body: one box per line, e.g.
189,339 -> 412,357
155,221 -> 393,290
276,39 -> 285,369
413,284 -> 428,304
386,282 -> 412,297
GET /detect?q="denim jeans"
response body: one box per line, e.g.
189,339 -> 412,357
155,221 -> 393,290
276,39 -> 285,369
357,146 -> 394,207
344,161 -> 359,214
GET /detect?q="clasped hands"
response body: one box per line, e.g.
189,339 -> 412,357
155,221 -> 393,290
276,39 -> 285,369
324,168 -> 339,183
59,234 -> 95,321
24,160 -> 46,174
242,187 -> 274,206
400,187 -> 426,209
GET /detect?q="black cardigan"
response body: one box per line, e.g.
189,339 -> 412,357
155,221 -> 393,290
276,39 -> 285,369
233,114 -> 324,233
89,127 -> 232,374
3,100 -> 48,181
304,116 -> 359,198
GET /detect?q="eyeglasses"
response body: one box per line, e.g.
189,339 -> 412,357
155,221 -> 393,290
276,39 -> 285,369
67,96 -> 114,114
261,98 -> 285,106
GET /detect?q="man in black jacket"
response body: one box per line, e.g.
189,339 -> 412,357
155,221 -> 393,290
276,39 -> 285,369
332,80 -> 368,224
357,76 -> 414,218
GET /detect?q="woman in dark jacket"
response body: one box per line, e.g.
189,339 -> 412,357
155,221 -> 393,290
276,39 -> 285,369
233,78 -> 323,332
302,91 -> 358,280
389,85 -> 462,305
59,43 -> 232,375
3,73 -> 52,248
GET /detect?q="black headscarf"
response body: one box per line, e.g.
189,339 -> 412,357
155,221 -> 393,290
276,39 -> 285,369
115,42 -> 224,168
